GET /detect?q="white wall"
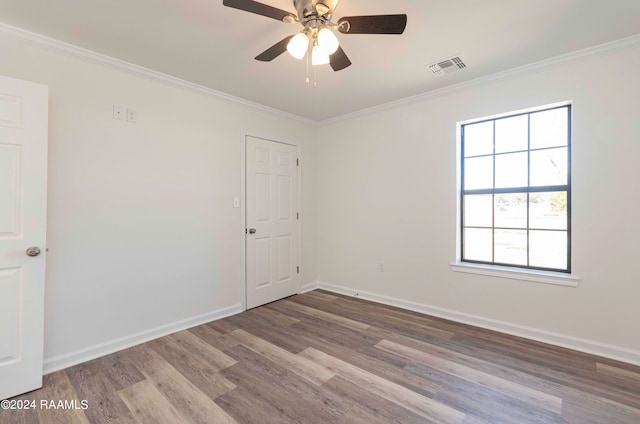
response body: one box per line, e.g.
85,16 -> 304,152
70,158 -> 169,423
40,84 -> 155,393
0,36 -> 317,370
316,44 -> 640,359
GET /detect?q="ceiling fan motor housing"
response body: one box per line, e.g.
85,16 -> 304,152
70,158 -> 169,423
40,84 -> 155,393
293,0 -> 339,20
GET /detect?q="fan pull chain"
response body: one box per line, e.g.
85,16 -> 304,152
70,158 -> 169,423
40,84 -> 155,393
304,39 -> 319,87
305,47 -> 310,84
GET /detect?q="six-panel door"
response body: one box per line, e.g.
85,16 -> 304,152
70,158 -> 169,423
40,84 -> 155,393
246,136 -> 299,309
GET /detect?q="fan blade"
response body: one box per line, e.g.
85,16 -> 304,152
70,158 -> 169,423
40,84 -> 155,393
223,0 -> 296,22
255,35 -> 294,61
337,14 -> 407,34
330,46 -> 352,71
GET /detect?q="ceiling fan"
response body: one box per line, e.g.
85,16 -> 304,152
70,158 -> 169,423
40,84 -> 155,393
222,0 -> 407,72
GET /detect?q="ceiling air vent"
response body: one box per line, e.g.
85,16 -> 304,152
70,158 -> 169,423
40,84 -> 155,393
427,56 -> 467,77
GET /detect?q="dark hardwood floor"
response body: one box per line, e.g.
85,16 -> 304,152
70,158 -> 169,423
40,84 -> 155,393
2,290 -> 639,423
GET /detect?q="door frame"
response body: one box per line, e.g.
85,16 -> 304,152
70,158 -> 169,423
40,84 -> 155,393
240,133 -> 302,311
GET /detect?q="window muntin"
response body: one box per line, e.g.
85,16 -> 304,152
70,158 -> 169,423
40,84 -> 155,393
461,105 -> 571,273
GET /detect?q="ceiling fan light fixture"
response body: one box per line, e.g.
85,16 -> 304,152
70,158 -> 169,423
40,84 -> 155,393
316,27 -> 339,55
287,32 -> 309,59
223,0 -> 407,74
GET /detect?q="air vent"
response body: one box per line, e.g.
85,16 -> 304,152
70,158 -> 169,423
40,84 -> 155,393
427,56 -> 467,77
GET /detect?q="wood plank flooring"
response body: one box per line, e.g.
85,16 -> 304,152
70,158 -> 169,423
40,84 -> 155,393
2,290 -> 640,423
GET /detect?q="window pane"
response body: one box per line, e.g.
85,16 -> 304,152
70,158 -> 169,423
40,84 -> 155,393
495,152 -> 527,188
464,121 -> 493,157
461,105 -> 570,271
530,230 -> 567,270
530,192 -> 567,230
464,156 -> 493,190
495,193 -> 527,228
495,114 -> 528,154
464,228 -> 492,262
464,194 -> 492,227
530,108 -> 568,149
494,229 -> 527,266
530,147 -> 567,186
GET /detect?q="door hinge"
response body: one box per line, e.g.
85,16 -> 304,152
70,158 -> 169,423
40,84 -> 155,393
297,212 -> 299,220
296,158 -> 299,166
297,266 -> 300,274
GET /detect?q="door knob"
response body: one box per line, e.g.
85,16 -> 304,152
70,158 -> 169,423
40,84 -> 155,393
26,246 -> 41,257
248,228 -> 257,234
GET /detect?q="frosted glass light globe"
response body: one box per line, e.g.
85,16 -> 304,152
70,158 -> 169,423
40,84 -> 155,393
317,28 -> 339,56
312,45 -> 330,65
287,32 -> 309,60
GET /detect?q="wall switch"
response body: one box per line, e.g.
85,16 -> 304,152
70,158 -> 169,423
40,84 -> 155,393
113,105 -> 124,120
127,108 -> 137,123
233,197 -> 240,208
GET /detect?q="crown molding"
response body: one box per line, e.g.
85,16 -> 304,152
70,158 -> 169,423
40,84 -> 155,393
2,21 -> 639,128
0,21 -> 316,126
317,33 -> 640,127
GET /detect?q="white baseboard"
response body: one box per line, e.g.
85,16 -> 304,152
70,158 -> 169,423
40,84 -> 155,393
42,284 -> 640,372
317,282 -> 640,367
43,304 -> 243,374
299,281 -> 319,293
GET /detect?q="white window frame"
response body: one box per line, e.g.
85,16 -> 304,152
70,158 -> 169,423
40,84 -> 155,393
452,102 -> 580,287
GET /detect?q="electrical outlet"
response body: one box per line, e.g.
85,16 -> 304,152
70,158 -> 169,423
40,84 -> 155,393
113,105 -> 124,120
379,262 -> 385,272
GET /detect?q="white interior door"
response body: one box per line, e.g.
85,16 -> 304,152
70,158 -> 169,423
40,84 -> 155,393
0,75 -> 48,400
246,136 -> 299,309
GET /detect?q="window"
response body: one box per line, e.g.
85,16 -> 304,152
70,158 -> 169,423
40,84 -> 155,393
461,105 -> 571,273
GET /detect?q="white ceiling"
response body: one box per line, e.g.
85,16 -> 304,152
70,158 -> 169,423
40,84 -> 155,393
1,0 -> 639,121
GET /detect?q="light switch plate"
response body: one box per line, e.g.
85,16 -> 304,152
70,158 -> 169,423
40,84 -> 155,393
127,108 -> 137,123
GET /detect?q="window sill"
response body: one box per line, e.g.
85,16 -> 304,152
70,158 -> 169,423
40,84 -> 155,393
450,262 -> 580,287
